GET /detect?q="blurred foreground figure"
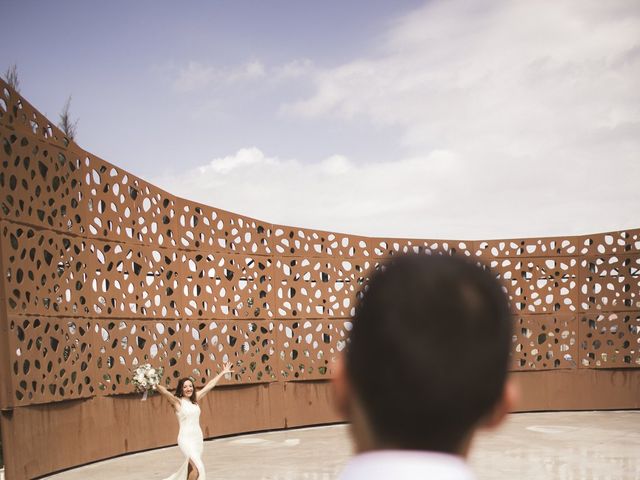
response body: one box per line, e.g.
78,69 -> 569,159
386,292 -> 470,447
334,253 -> 517,479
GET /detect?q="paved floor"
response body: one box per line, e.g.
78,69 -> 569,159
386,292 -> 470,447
43,411 -> 640,480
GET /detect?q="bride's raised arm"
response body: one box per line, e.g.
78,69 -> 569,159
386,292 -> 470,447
196,362 -> 233,401
156,384 -> 181,410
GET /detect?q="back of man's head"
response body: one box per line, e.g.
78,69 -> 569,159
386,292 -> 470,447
344,253 -> 512,453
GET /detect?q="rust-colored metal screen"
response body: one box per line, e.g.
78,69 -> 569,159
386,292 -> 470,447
0,79 -> 639,479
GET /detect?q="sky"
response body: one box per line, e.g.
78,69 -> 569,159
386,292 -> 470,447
1,0 -> 639,240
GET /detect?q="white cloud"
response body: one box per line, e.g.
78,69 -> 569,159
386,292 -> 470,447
173,61 -> 217,92
273,59 -> 314,80
151,144 -> 638,240
173,58 -> 315,93
173,60 -> 266,92
242,60 -> 266,79
320,155 -> 353,176
159,1 -> 639,240
273,0 -> 640,238
197,147 -> 269,174
152,147 -> 463,237
285,1 -> 640,154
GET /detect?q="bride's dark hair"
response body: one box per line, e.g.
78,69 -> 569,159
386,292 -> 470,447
176,377 -> 197,403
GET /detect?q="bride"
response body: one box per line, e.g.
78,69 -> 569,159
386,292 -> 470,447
157,362 -> 233,480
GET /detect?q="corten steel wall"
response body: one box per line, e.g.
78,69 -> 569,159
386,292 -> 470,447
0,79 -> 638,478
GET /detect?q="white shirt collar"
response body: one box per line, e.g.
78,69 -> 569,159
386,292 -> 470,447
339,450 -> 476,480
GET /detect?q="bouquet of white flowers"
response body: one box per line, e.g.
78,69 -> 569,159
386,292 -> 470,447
131,363 -> 163,401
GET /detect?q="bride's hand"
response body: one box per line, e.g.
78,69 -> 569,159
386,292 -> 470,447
222,362 -> 234,375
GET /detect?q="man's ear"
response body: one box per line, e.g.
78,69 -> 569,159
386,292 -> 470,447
332,355 -> 351,418
482,376 -> 520,429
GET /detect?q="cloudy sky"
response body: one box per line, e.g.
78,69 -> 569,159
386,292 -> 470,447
2,0 -> 639,240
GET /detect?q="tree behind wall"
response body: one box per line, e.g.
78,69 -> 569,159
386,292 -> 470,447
3,63 -> 20,92
59,95 -> 78,141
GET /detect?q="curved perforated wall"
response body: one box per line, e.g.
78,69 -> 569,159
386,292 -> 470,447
0,79 -> 639,479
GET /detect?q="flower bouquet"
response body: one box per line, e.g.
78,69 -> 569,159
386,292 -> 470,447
131,363 -> 163,401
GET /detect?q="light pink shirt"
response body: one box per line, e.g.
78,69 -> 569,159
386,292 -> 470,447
339,450 -> 476,480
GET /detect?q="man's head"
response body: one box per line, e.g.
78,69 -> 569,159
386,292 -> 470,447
336,253 -> 514,454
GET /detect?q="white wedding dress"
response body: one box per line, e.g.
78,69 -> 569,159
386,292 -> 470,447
163,398 -> 206,480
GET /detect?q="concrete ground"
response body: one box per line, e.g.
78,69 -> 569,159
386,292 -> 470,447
43,411 -> 640,480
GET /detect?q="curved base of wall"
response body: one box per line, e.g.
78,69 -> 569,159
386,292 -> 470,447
1,370 -> 639,480
513,369 -> 640,411
0,381 -> 341,480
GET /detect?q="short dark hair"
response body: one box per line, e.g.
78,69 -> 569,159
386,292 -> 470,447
345,253 -> 512,453
176,377 -> 197,404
